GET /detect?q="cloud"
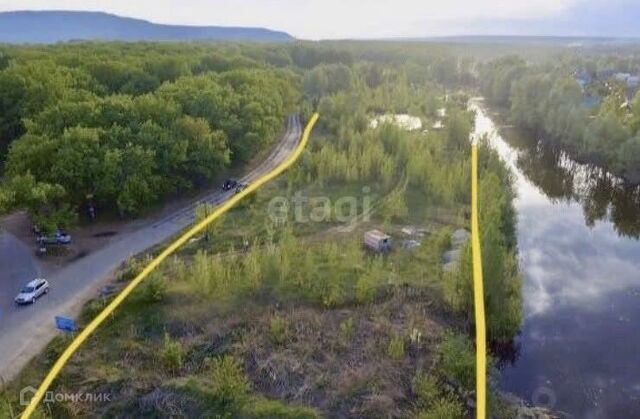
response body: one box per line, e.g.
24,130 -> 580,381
434,0 -> 640,37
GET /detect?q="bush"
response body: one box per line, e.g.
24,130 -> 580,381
438,333 -> 475,392
161,332 -> 183,374
0,394 -> 16,419
117,256 -> 149,282
45,335 -> 70,365
139,273 -> 167,303
339,317 -> 356,344
412,373 -> 440,408
81,297 -> 108,322
386,334 -> 405,360
241,397 -> 320,418
414,398 -> 465,419
355,273 -> 376,304
269,315 -> 289,345
210,356 -> 251,409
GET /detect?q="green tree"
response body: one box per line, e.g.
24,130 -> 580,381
381,182 -> 408,223
0,71 -> 27,149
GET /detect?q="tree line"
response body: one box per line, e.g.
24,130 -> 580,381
479,55 -> 640,184
0,41 -> 480,230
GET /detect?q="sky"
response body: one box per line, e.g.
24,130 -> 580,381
0,0 -> 638,39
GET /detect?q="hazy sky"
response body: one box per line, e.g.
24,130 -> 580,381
0,0 -> 636,39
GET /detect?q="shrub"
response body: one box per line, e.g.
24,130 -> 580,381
161,332 -> 183,374
438,333 -> 475,391
0,394 -> 16,419
46,335 -> 70,365
355,273 -> 376,304
386,334 -> 405,360
210,356 -> 251,409
434,227 -> 453,254
81,297 -> 108,322
269,315 -> 289,345
412,373 -> 440,408
339,317 -> 356,344
117,256 -> 149,282
321,274 -> 348,308
139,273 -> 167,303
414,398 -> 465,419
241,397 -> 320,418
381,182 -> 408,223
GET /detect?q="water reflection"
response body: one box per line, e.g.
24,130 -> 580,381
470,99 -> 640,417
498,123 -> 640,238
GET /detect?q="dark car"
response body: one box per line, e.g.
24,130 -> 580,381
222,179 -> 238,191
235,183 -> 248,194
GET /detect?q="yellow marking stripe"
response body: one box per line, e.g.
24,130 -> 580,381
20,113 -> 319,418
471,144 -> 487,419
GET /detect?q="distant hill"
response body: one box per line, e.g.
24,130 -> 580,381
406,36 -> 638,46
0,11 -> 293,43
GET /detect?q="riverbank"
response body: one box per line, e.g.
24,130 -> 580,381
478,56 -> 640,188
473,100 -> 640,417
487,103 -> 640,186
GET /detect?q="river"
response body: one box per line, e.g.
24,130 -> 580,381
470,99 -> 640,418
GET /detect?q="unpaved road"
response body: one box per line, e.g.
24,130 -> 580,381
0,115 -> 302,384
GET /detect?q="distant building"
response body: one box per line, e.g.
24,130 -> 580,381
612,72 -> 640,88
613,72 -> 632,82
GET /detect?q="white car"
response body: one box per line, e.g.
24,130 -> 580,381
15,278 -> 49,305
37,230 -> 71,245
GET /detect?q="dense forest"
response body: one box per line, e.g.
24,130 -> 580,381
479,53 -> 640,183
3,41 -> 640,235
0,43 -> 302,230
0,42 -> 475,233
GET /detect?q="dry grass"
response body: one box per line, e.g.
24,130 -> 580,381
11,284 -> 454,418
218,290 -> 449,417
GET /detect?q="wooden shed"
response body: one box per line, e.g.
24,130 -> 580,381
364,229 -> 392,252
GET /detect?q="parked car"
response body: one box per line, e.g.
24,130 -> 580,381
235,183 -> 248,194
15,278 -> 49,304
55,230 -> 72,244
222,179 -> 238,191
37,229 -> 71,245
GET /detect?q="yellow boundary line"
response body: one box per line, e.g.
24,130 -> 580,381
20,113 -> 319,419
471,144 -> 487,419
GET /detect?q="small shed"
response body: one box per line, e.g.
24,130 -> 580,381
364,229 -> 392,253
